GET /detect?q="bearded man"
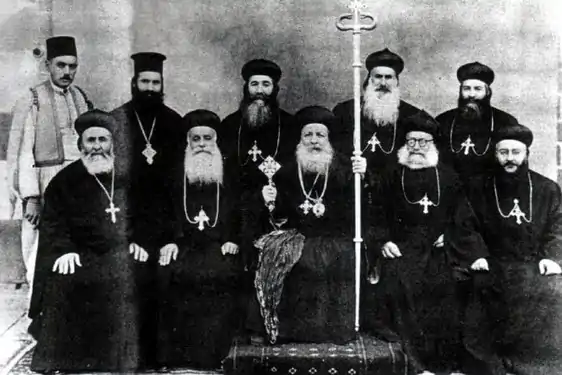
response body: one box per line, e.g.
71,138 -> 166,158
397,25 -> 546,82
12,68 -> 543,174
436,62 -> 519,185
245,106 -> 367,345
463,124 -> 562,375
29,110 -> 139,373
363,111 -> 488,375
156,110 -> 243,371
110,52 -> 184,370
332,48 -> 422,171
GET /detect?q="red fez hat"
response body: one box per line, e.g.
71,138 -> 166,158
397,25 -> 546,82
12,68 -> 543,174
241,59 -> 282,83
74,109 -> 116,137
46,36 -> 77,60
457,62 -> 495,85
403,110 -> 440,139
492,123 -> 533,147
366,48 -> 404,75
182,109 -> 221,134
131,52 -> 166,75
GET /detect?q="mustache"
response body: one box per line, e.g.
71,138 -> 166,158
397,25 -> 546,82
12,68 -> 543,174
375,85 -> 391,93
61,75 -> 72,80
194,149 -> 212,155
250,93 -> 269,101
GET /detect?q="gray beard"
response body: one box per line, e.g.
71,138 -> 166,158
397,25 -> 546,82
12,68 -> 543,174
81,152 -> 114,175
184,146 -> 224,185
244,99 -> 272,129
362,82 -> 400,127
397,143 -> 439,170
296,142 -> 334,175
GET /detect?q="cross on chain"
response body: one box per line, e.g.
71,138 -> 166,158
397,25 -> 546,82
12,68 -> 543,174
417,194 -> 435,214
194,208 -> 210,231
248,141 -> 262,162
508,198 -> 527,225
367,133 -> 380,152
300,200 -> 314,215
105,202 -> 120,223
460,136 -> 475,156
142,144 -> 157,165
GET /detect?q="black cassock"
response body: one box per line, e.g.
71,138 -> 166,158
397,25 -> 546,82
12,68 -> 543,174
157,163 -> 243,369
246,155 -> 359,344
436,106 -> 517,186
218,108 -> 298,265
464,167 -> 562,375
364,163 -> 487,373
110,101 -> 184,368
332,98 -> 421,170
29,161 -> 138,372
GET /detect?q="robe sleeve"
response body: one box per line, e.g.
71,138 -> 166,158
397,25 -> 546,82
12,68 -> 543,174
540,183 -> 562,262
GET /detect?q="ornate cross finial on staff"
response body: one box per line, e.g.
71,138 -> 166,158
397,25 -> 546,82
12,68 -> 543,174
259,156 -> 281,211
336,0 -> 377,334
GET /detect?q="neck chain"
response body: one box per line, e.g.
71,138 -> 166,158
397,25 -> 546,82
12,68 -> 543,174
134,110 -> 158,165
237,111 -> 281,166
449,109 -> 494,156
92,168 -> 120,223
363,121 -> 397,155
401,167 -> 441,214
183,173 -> 220,231
297,162 -> 329,217
493,172 -> 533,225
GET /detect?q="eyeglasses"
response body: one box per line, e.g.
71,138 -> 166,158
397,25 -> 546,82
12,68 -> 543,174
406,138 -> 434,148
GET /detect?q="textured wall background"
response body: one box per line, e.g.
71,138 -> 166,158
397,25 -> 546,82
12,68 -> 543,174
0,0 -> 559,219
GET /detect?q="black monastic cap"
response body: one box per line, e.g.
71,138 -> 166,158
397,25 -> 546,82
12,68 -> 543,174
241,59 -> 282,83
365,48 -> 404,75
294,106 -> 335,134
182,109 -> 221,134
131,52 -> 167,74
75,109 -> 116,136
492,123 -> 533,147
457,62 -> 495,85
46,36 -> 77,60
403,110 -> 440,139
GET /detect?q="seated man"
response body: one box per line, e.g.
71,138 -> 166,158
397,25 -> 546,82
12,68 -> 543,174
364,111 -> 487,375
29,110 -> 139,373
157,110 -> 243,370
464,124 -> 562,375
245,106 -> 367,345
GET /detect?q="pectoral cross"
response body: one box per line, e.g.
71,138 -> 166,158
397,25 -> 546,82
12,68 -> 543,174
417,194 -> 435,214
105,202 -> 120,223
460,136 -> 475,156
508,198 -> 527,225
248,141 -> 262,162
366,133 -> 380,152
142,143 -> 157,165
300,200 -> 314,215
194,208 -> 210,231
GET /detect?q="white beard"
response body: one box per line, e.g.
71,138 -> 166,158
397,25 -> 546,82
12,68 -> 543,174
81,151 -> 114,175
296,142 -> 334,175
397,143 -> 439,170
362,82 -> 400,127
245,99 -> 272,129
184,144 -> 224,185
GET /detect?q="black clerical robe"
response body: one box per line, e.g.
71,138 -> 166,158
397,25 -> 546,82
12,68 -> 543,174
29,161 -> 138,373
364,163 -> 487,373
246,155 -> 360,344
436,107 -> 517,185
110,101 -> 183,368
157,163 -> 243,370
463,169 -> 562,375
332,98 -> 421,170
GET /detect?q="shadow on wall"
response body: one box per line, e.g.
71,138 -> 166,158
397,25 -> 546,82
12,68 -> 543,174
0,112 -> 12,161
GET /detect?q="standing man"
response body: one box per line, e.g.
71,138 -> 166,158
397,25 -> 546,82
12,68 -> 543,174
436,62 -> 518,184
332,48 -> 421,171
110,52 -> 183,370
7,36 -> 93,287
364,111 -> 488,374
29,110 -> 138,373
157,110 -> 243,370
464,124 -> 562,375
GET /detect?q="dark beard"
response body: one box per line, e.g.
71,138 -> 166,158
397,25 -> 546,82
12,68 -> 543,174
240,95 -> 277,129
457,96 -> 491,122
132,86 -> 164,112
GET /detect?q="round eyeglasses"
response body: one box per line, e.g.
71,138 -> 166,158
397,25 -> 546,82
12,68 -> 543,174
406,138 -> 434,148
